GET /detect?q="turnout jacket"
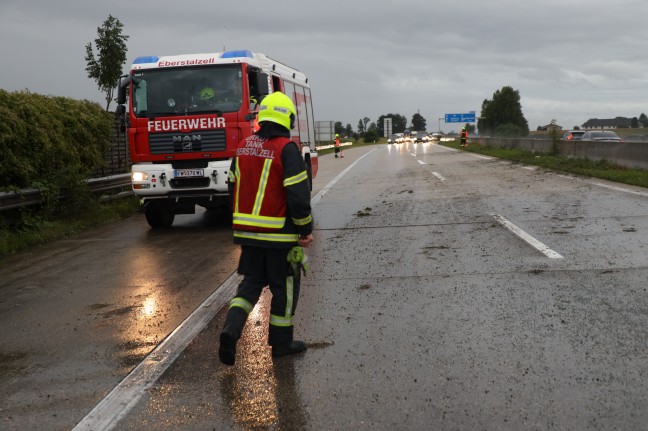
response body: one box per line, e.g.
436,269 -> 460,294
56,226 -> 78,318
228,123 -> 313,248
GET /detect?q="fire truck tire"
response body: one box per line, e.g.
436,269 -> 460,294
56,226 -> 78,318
144,201 -> 175,228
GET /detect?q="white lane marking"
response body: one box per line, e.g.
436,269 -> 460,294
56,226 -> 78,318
72,272 -> 241,431
415,158 -> 444,180
471,154 -> 495,161
311,148 -> 378,206
76,147 -> 376,431
490,213 -> 564,259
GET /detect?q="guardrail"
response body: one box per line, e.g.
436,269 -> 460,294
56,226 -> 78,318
0,173 -> 133,213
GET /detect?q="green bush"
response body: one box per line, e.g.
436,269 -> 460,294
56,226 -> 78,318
363,130 -> 379,143
0,89 -> 112,216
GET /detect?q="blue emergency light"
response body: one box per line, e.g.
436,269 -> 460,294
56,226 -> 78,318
221,50 -> 253,59
133,56 -> 160,64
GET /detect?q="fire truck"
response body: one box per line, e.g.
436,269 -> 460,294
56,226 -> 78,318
115,49 -> 318,228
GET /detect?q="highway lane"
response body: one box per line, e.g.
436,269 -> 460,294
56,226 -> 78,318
2,142 -> 648,430
115,142 -> 648,430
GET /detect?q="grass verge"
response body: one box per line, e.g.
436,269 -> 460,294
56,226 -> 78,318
441,139 -> 648,189
0,196 -> 141,260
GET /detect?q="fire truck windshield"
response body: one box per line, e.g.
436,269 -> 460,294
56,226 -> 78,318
132,65 -> 243,117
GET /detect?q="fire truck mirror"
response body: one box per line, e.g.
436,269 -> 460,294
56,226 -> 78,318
249,71 -> 270,99
115,105 -> 126,116
117,76 -> 131,105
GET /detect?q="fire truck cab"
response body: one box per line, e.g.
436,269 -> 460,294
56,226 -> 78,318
116,50 -> 318,228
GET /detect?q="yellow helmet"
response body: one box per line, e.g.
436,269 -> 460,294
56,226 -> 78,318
199,87 -> 214,100
257,91 -> 296,130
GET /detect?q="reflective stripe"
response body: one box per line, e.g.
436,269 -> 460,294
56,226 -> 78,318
269,275 -> 295,328
233,231 -> 299,242
284,170 -> 308,187
233,159 -> 241,214
270,314 -> 293,327
227,170 -> 236,183
285,276 -> 294,318
252,158 -> 273,216
292,214 -> 312,226
229,297 -> 253,313
233,213 -> 285,228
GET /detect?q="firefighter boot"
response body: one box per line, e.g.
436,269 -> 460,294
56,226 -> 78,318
218,307 -> 248,366
269,325 -> 307,358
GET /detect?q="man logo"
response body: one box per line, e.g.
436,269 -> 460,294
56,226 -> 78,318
172,134 -> 202,152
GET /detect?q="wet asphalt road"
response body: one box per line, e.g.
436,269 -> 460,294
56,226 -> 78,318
2,142 -> 648,430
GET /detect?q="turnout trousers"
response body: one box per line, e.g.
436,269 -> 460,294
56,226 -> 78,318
224,245 -> 301,347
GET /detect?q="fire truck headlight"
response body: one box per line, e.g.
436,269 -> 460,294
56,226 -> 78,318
132,172 -> 148,182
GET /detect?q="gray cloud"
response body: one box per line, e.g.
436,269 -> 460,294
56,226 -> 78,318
1,0 -> 647,132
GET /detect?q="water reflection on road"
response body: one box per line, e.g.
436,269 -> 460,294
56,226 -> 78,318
219,290 -> 309,430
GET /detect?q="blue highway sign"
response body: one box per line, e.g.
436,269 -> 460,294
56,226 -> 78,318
444,112 -> 476,123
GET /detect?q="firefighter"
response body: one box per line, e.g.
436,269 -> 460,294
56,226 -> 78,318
219,91 -> 314,366
196,86 -> 215,107
334,134 -> 340,158
460,126 -> 468,148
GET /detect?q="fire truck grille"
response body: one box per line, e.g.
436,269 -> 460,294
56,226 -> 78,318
149,129 -> 227,154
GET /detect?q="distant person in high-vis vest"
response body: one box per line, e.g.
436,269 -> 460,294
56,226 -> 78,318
460,127 -> 468,148
219,91 -> 314,366
334,134 -> 341,158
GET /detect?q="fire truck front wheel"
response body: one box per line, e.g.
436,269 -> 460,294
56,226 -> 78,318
144,200 -> 175,228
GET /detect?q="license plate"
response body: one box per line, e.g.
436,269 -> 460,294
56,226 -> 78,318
173,169 -> 204,178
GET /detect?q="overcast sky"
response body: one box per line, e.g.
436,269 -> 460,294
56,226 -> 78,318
1,0 -> 647,133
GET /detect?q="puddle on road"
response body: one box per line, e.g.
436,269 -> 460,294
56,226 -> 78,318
0,350 -> 29,377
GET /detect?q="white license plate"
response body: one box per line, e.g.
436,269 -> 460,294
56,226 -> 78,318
173,169 -> 204,178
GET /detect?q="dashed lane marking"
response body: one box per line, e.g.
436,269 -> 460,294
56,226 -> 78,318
491,213 -> 564,259
432,172 -> 446,181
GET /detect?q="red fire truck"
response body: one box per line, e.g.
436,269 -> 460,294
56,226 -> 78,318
116,49 -> 318,228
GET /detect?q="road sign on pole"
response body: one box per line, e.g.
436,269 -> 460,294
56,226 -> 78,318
384,117 -> 393,137
444,111 -> 476,123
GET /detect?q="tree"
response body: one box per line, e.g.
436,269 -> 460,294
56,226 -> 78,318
85,15 -> 129,112
411,113 -> 427,131
477,86 -> 529,137
631,117 -> 639,128
639,113 -> 648,127
357,117 -> 370,135
548,119 -> 560,155
334,121 -> 344,135
345,124 -> 353,136
357,119 -> 365,134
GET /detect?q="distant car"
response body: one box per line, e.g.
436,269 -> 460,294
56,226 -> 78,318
414,132 -> 429,143
387,134 -> 399,144
561,130 -> 586,141
580,130 -> 623,142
